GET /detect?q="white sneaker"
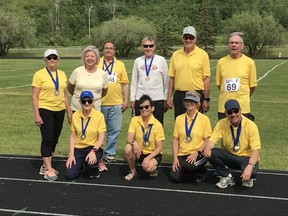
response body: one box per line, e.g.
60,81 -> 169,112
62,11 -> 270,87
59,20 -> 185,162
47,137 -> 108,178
98,159 -> 108,172
242,179 -> 254,188
216,174 -> 235,188
39,165 -> 59,176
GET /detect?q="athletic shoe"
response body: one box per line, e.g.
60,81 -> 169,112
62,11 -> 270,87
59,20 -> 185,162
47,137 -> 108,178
104,155 -> 116,163
98,159 -> 108,172
44,170 -> 58,181
150,170 -> 158,177
89,168 -> 100,179
216,174 -> 235,188
242,179 -> 254,188
39,166 -> 59,176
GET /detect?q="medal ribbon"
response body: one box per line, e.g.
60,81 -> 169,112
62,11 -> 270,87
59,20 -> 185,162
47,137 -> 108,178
229,121 -> 242,147
185,112 -> 198,138
102,58 -> 114,75
46,67 -> 59,92
141,124 -> 153,143
144,55 -> 154,78
81,117 -> 91,137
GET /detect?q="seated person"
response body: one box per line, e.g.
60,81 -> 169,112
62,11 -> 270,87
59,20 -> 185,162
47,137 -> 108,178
170,91 -> 212,183
124,94 -> 165,181
203,99 -> 261,188
65,90 -> 106,180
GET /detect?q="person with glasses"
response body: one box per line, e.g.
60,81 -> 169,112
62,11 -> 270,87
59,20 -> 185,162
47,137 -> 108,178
216,32 -> 257,121
167,26 -> 211,119
67,45 -> 108,112
32,49 -> 72,181
97,41 -> 129,164
65,90 -> 106,180
130,36 -> 169,126
124,94 -> 165,181
203,99 -> 261,188
170,91 -> 212,183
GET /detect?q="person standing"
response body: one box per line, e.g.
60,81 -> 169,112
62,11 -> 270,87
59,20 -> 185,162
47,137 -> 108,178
65,91 -> 106,180
216,32 -> 257,120
170,91 -> 212,183
67,45 -> 108,112
203,99 -> 261,188
167,26 -> 211,119
124,95 -> 165,181
32,49 -> 71,181
130,36 -> 169,125
98,41 -> 129,163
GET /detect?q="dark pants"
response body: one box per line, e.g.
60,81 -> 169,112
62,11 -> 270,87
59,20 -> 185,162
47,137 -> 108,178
207,148 -> 258,178
39,108 -> 65,157
134,99 -> 165,125
218,112 -> 255,121
173,90 -> 204,119
65,146 -> 103,180
170,155 -> 207,183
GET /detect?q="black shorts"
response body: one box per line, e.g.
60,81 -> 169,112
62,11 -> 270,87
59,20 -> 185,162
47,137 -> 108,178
137,152 -> 162,165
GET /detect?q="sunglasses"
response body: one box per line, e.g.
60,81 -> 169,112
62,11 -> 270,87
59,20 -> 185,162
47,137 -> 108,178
183,36 -> 195,41
142,44 -> 154,48
47,55 -> 58,60
81,99 -> 93,105
227,109 -> 239,115
139,105 -> 150,110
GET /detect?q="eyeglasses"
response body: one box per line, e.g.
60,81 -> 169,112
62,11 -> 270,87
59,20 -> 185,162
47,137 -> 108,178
139,105 -> 150,110
183,36 -> 195,41
142,44 -> 154,48
227,109 -> 239,115
81,99 -> 93,105
47,55 -> 58,60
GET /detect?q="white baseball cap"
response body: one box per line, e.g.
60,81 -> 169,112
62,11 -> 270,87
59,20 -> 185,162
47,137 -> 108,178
44,49 -> 58,58
182,26 -> 197,37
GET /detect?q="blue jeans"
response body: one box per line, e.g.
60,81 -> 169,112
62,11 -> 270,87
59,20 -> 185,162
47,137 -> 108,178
101,105 -> 122,156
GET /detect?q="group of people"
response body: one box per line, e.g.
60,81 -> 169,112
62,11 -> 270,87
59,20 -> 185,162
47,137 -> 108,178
31,26 -> 261,189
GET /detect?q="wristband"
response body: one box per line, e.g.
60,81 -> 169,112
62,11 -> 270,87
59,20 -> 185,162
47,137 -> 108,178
91,147 -> 98,154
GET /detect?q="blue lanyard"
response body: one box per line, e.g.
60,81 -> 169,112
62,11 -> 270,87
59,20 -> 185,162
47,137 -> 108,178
102,59 -> 114,75
81,117 -> 91,137
185,112 -> 198,137
230,121 -> 242,146
141,124 -> 153,142
46,67 -> 59,91
144,55 -> 154,77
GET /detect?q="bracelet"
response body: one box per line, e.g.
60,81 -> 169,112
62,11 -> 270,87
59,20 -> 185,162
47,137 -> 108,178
248,163 -> 255,168
91,147 -> 98,154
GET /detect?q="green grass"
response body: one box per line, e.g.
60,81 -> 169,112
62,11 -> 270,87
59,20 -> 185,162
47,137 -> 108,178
0,58 -> 287,171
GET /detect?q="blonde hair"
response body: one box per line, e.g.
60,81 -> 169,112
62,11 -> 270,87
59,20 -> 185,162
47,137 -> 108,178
81,45 -> 100,65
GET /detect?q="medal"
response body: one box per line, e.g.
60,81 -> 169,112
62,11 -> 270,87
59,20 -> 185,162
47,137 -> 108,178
81,134 -> 86,140
143,141 -> 150,147
144,55 -> 154,82
185,136 -> 192,143
145,76 -> 150,81
230,121 -> 242,152
233,145 -> 240,151
54,90 -> 60,96
141,124 -> 153,148
81,117 -> 91,141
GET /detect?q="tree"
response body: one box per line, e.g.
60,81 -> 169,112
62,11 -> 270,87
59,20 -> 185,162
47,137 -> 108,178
91,16 -> 156,57
222,11 -> 286,57
0,10 -> 36,56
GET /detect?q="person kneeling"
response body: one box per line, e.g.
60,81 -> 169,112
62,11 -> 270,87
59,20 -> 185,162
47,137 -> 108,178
124,95 -> 165,181
65,91 -> 106,180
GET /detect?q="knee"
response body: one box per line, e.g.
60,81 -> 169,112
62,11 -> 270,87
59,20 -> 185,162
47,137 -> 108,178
65,170 -> 80,180
124,144 -> 133,156
170,170 -> 182,183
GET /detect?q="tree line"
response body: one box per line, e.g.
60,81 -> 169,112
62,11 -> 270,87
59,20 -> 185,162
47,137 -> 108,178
0,0 -> 287,57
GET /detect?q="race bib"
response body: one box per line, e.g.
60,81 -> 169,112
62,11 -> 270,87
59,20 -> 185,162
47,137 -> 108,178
224,78 -> 240,92
108,72 -> 117,83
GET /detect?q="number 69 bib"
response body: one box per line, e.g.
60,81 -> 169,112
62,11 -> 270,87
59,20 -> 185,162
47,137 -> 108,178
224,78 -> 240,92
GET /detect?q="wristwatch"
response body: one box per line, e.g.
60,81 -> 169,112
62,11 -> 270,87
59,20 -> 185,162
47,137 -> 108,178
204,97 -> 210,102
92,147 -> 98,153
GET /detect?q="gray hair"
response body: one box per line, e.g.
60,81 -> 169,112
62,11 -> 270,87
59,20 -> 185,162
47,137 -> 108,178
142,36 -> 155,45
229,32 -> 244,43
81,45 -> 100,65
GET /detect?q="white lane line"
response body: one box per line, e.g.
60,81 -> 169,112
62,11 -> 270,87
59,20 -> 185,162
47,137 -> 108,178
0,208 -> 78,216
1,177 -> 288,201
0,74 -> 33,79
257,60 -> 288,82
0,84 -> 31,90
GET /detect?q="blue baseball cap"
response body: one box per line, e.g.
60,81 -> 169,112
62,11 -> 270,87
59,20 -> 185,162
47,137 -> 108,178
224,99 -> 240,111
80,91 -> 94,99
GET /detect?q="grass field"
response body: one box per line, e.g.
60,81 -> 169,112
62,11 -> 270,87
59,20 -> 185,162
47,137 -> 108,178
0,58 -> 287,171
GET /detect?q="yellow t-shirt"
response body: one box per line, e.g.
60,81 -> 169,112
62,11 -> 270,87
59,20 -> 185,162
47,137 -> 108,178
174,111 -> 212,155
168,46 -> 210,91
32,67 -> 67,111
128,115 -> 165,155
209,116 -> 261,157
98,57 -> 129,105
71,108 -> 106,149
216,54 -> 257,113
